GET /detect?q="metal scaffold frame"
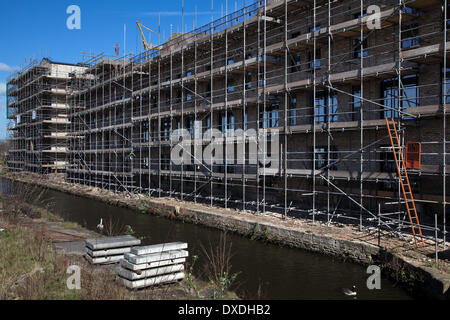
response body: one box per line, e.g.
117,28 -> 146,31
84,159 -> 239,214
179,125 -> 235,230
6,58 -> 83,175
7,0 -> 448,249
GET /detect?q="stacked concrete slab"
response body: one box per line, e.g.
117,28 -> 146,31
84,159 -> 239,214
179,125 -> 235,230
117,242 -> 188,289
85,235 -> 141,264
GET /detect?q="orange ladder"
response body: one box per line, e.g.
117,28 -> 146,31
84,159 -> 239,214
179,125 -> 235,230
385,118 -> 425,248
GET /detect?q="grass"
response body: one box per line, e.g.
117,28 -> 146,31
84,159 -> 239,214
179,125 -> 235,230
60,221 -> 83,230
0,227 -> 72,299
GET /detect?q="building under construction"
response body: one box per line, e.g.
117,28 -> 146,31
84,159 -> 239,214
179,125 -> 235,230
6,0 -> 449,246
6,58 -> 87,174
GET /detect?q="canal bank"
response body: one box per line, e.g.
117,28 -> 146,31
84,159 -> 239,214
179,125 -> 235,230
2,171 -> 449,299
0,196 -> 238,300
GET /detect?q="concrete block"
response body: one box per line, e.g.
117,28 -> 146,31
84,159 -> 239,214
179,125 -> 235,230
117,264 -> 185,281
85,253 -> 124,264
124,250 -> 189,265
130,242 -> 188,256
86,246 -> 132,257
118,272 -> 185,289
120,257 -> 187,271
85,235 -> 141,250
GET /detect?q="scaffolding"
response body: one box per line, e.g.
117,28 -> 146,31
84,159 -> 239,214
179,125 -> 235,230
7,58 -> 86,174
8,0 -> 448,247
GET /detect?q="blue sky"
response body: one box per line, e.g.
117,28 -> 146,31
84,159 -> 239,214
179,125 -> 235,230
0,0 -> 250,139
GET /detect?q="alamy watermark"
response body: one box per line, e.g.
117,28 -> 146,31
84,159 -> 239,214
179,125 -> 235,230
170,124 -> 279,169
65,4 -> 380,31
66,5 -> 81,30
366,5 -> 381,30
66,265 -> 81,290
366,265 -> 381,290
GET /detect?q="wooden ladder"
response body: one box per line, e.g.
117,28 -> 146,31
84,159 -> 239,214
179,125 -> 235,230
385,118 -> 425,248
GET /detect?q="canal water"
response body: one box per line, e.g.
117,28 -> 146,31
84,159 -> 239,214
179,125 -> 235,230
1,179 -> 412,300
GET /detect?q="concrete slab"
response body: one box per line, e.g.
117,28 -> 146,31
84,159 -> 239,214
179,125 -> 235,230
118,272 -> 185,289
117,264 -> 184,281
130,242 -> 187,256
85,235 -> 141,250
85,253 -> 124,265
86,246 -> 132,257
124,250 -> 189,265
120,258 -> 187,271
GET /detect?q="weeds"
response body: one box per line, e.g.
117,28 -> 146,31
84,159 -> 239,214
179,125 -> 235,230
124,225 -> 135,236
184,255 -> 200,298
0,227 -> 63,299
250,223 -> 270,241
0,182 -> 55,223
200,232 -> 239,299
103,217 -> 128,236
136,200 -> 149,214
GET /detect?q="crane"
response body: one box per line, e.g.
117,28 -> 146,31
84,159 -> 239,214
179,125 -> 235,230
136,21 -> 166,51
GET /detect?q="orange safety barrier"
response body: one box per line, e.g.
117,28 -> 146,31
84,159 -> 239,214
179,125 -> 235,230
405,142 -> 421,170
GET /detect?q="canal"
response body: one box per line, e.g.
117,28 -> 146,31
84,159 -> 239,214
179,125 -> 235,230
1,179 -> 412,300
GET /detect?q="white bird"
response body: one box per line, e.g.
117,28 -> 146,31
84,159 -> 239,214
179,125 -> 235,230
97,218 -> 104,231
342,285 -> 357,297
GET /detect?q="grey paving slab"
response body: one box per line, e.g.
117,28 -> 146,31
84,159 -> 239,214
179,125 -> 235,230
124,250 -> 189,265
120,258 -> 187,271
131,242 -> 187,256
85,235 -> 141,250
118,272 -> 185,289
117,264 -> 185,281
85,253 -> 124,264
86,246 -> 132,257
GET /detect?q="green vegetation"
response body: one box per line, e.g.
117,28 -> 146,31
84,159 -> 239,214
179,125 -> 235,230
34,206 -> 63,222
250,223 -> 271,241
60,221 -> 83,230
209,271 -> 238,300
124,224 -> 135,236
135,200 -> 149,214
184,255 -> 201,298
200,232 -> 239,300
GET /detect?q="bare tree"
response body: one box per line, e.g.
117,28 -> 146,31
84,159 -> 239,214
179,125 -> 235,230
0,139 -> 11,167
